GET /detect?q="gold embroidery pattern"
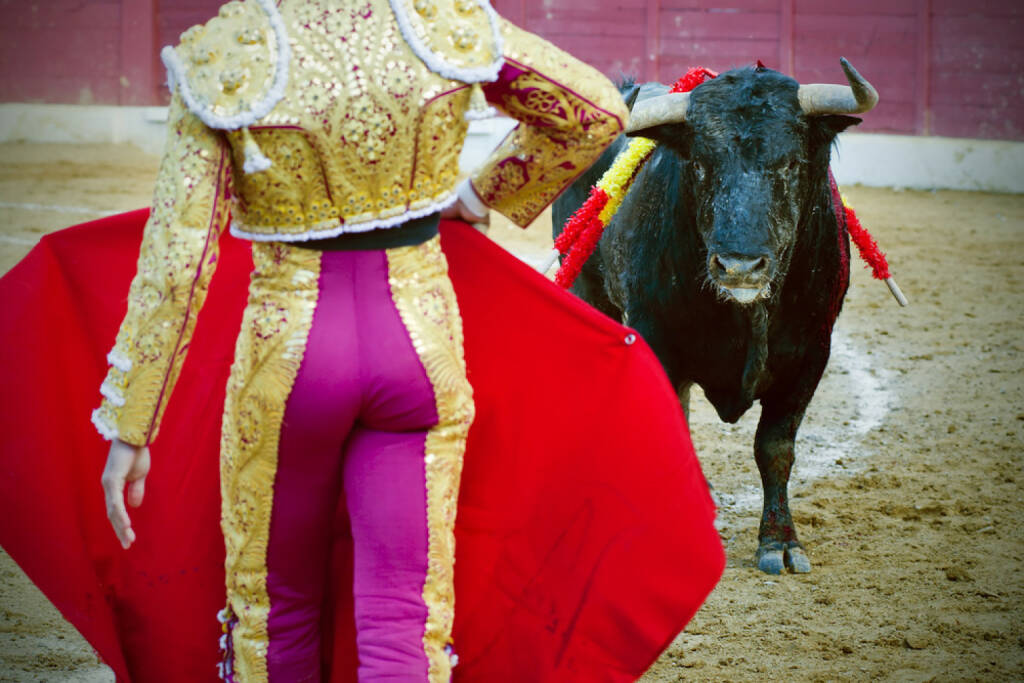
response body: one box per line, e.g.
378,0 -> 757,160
386,236 -> 474,681
165,1 -> 626,241
410,87 -> 470,212
471,18 -> 628,227
220,242 -> 322,682
227,127 -> 340,235
171,0 -> 279,122
225,0 -> 470,236
95,94 -> 231,445
395,0 -> 502,72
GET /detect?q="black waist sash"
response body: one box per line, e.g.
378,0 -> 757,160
294,212 -> 440,251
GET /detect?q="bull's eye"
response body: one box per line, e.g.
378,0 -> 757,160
787,159 -> 800,173
692,161 -> 706,182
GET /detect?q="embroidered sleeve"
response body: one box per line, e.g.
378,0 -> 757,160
470,17 -> 628,227
92,93 -> 232,446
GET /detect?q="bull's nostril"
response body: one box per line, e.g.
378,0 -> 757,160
711,254 -> 770,278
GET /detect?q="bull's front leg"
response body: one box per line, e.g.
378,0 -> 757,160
753,402 -> 811,574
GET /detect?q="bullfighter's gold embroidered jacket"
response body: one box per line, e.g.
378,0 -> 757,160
91,0 -> 627,446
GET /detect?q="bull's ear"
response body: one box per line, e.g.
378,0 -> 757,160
811,114 -> 862,144
625,122 -> 693,157
622,82 -> 643,110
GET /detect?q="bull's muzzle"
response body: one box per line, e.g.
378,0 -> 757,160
708,252 -> 773,304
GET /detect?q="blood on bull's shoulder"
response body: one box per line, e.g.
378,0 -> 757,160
552,59 -> 877,575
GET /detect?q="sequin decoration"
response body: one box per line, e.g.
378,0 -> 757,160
386,236 -> 474,682
166,0 -> 284,127
391,0 -> 502,76
97,0 -> 629,447
93,94 -> 231,445
224,0 -> 474,239
471,17 -> 629,227
220,242 -> 322,681
164,1 -> 623,242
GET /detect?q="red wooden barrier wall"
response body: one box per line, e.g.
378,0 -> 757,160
0,0 -> 1019,141
492,0 -> 1022,140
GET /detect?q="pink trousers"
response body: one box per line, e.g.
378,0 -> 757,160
224,241 -> 471,681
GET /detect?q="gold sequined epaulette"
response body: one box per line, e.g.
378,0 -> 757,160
390,0 -> 504,83
161,0 -> 290,133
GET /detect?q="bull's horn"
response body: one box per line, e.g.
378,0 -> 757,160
625,92 -> 691,134
798,57 -> 878,115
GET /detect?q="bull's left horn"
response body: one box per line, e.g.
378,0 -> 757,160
797,57 -> 879,116
625,92 -> 691,134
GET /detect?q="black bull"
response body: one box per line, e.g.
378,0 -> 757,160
552,60 -> 877,574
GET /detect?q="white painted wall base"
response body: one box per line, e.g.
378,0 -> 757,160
0,104 -> 170,157
831,132 -> 1024,194
2,104 -> 1021,193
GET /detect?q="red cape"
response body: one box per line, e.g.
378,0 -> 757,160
0,210 -> 723,682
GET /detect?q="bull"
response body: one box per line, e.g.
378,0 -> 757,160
552,59 -> 877,574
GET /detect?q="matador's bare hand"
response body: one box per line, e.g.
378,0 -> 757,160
441,198 -> 489,226
101,438 -> 151,549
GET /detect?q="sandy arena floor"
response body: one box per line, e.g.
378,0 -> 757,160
0,141 -> 1021,682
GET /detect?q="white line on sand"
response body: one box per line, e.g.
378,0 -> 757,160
715,327 -> 896,512
0,235 -> 39,245
0,201 -> 118,216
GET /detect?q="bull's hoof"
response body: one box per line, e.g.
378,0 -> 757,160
756,543 -> 785,574
784,545 -> 812,573
756,542 -> 811,575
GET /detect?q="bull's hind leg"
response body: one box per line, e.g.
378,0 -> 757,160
753,402 -> 811,574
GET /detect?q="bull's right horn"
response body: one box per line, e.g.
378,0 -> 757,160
625,92 -> 691,134
797,57 -> 879,116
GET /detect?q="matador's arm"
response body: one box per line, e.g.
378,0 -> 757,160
466,17 -> 628,227
92,93 -> 232,446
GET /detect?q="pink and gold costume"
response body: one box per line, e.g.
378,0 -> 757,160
90,0 -> 627,679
